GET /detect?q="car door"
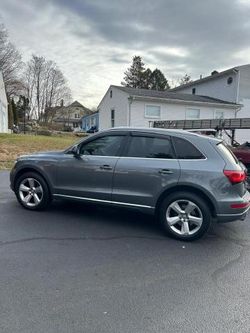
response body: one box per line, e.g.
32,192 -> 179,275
55,133 -> 127,201
112,132 -> 180,208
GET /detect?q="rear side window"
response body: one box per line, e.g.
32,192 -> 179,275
173,137 -> 205,159
217,143 -> 238,165
126,136 -> 174,159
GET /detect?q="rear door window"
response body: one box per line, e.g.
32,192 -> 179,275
126,135 -> 175,159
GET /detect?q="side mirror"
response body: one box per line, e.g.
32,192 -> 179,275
71,145 -> 80,157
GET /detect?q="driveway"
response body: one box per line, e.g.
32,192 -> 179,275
1,170 -> 250,333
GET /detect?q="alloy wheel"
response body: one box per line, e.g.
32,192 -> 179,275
166,199 -> 203,236
18,178 -> 43,207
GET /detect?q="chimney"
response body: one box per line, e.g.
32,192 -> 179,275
60,99 -> 64,107
200,75 -> 202,79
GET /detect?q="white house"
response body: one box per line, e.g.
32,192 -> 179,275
171,64 -> 250,142
0,71 -> 8,133
98,85 -> 241,131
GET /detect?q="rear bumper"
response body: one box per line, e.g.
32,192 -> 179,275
216,206 -> 250,223
216,190 -> 250,223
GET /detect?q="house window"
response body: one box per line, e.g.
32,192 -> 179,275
186,108 -> 200,119
111,109 -> 115,127
192,88 -> 196,95
75,113 -> 80,118
145,105 -> 161,118
110,90 -> 113,98
227,77 -> 233,85
215,110 -> 224,119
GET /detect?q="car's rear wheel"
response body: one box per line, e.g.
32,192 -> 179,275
15,172 -> 51,210
159,191 -> 211,241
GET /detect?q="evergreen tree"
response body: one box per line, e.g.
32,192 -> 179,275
11,99 -> 18,125
141,68 -> 152,89
150,69 -> 170,90
16,95 -> 29,120
122,56 -> 170,91
7,100 -> 14,129
121,56 -> 145,88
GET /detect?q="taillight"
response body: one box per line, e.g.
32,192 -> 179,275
223,170 -> 246,184
230,202 -> 250,209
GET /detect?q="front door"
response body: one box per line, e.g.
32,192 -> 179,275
55,134 -> 126,201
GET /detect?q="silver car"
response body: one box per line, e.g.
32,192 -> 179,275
10,128 -> 250,241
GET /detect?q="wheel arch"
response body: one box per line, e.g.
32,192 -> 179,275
13,166 -> 53,195
155,184 -> 217,218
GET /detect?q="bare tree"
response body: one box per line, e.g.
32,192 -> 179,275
0,23 -> 23,96
23,55 -> 71,120
178,74 -> 192,86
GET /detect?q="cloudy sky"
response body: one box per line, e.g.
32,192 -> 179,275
1,0 -> 250,107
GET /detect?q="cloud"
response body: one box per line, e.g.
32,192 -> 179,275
1,0 -> 250,107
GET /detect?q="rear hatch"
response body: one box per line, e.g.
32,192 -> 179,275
216,142 -> 247,197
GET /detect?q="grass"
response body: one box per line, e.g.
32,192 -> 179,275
0,133 -> 80,170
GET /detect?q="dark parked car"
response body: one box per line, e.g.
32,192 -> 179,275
232,142 -> 250,188
86,126 -> 98,133
232,142 -> 250,169
10,128 -> 250,241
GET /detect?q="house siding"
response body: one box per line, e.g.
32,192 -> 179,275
99,87 -> 129,130
82,112 -> 99,131
130,100 -> 236,127
175,72 -> 238,103
237,66 -> 250,117
0,72 -> 8,133
171,65 -> 250,143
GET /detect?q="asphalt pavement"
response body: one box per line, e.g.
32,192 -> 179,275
1,170 -> 250,333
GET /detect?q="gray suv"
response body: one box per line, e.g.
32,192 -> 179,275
10,128 -> 250,241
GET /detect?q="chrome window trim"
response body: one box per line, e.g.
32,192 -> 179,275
117,156 -> 207,161
69,155 -> 207,161
76,155 -> 120,159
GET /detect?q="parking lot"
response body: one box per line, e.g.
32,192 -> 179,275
1,170 -> 250,332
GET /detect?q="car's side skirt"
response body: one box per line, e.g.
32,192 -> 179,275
53,194 -> 154,210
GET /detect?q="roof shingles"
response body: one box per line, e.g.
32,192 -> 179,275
113,85 -> 238,105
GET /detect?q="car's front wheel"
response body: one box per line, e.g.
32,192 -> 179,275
159,192 -> 212,241
15,172 -> 51,210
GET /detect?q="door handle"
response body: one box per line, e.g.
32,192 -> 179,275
100,165 -> 113,170
158,169 -> 173,175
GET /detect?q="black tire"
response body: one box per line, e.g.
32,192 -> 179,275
15,172 -> 51,211
159,191 -> 211,241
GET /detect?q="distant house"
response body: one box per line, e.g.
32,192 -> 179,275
171,64 -> 250,142
45,100 -> 92,130
0,71 -> 8,133
82,111 -> 99,131
98,85 -> 241,131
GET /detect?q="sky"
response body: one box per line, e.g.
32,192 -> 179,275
1,0 -> 250,108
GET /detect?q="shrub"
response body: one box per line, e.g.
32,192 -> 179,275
36,130 -> 52,136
